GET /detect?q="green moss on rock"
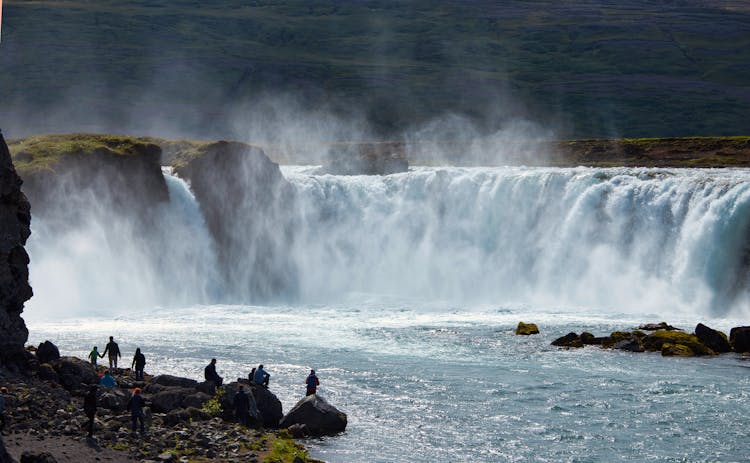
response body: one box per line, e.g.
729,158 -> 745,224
643,330 -> 713,356
661,343 -> 695,357
515,322 -> 540,335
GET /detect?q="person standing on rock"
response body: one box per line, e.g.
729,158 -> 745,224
83,385 -> 97,438
204,358 -> 223,386
306,369 -> 319,396
102,336 -> 121,372
234,385 -> 251,426
253,364 -> 270,388
127,387 -> 146,435
88,346 -> 103,366
0,387 -> 7,433
131,348 -> 146,381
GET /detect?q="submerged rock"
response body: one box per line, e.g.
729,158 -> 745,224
638,322 -> 679,331
515,322 -> 540,336
695,323 -> 731,353
551,332 -> 582,348
280,395 -> 347,436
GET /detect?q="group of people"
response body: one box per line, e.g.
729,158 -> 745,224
88,336 -> 146,380
81,336 -> 323,434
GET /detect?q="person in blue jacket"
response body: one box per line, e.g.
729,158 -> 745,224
306,369 -> 319,396
253,364 -> 270,388
99,370 -> 117,387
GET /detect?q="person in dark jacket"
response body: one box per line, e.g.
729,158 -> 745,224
234,385 -> 251,426
253,364 -> 270,388
127,387 -> 146,435
204,358 -> 223,386
131,348 -> 146,380
306,369 -> 319,396
102,336 -> 121,372
83,385 -> 97,438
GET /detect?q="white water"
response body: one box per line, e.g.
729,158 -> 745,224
21,165 -> 750,462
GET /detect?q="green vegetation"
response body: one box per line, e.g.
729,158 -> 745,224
264,431 -> 311,463
7,133 -> 160,175
200,386 -> 224,417
1,1 -> 749,137
642,330 -> 713,356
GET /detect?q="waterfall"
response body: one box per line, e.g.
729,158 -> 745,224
23,165 -> 750,318
25,168 -> 220,317
283,166 -> 750,316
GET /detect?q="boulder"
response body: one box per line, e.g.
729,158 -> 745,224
601,331 -> 636,349
163,407 -> 210,427
661,343 -> 695,357
551,332 -> 582,348
99,390 -> 128,412
197,381 -> 218,395
730,326 -> 750,353
642,330 -> 713,356
280,395 -> 347,436
251,384 -> 283,427
695,323 -> 731,353
35,341 -> 60,364
53,357 -> 98,391
515,322 -> 539,335
286,423 -> 309,438
151,388 -> 194,413
150,375 -> 198,389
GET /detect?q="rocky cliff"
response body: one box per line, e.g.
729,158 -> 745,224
0,131 -> 32,370
169,140 -> 298,302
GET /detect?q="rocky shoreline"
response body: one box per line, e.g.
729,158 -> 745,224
1,340 -> 347,463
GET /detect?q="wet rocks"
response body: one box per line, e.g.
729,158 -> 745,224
551,332 -> 582,348
695,323 -> 731,353
730,326 -> 750,353
515,322 -> 540,335
638,322 -> 679,331
280,395 -> 347,436
642,330 -> 713,356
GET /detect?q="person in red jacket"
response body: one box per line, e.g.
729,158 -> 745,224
306,369 -> 319,396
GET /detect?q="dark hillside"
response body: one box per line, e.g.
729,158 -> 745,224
0,0 -> 748,139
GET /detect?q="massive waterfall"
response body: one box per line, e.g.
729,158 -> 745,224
25,166 -> 750,318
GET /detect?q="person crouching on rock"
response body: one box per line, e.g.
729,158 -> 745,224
83,385 -> 97,438
99,370 -> 117,387
306,369 -> 319,396
204,358 -> 223,386
131,348 -> 146,381
253,364 -> 270,388
234,385 -> 251,426
127,387 -> 146,435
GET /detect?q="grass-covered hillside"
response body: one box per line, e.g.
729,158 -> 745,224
1,1 -> 748,139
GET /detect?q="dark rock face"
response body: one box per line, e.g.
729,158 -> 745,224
36,341 -> 60,364
280,395 -> 347,436
695,323 -> 731,353
0,131 -> 32,370
219,383 -> 262,426
173,141 -> 297,302
251,385 -> 283,428
151,388 -> 194,413
730,326 -> 750,353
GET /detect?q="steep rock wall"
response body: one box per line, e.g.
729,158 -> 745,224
0,131 -> 32,365
172,141 -> 298,302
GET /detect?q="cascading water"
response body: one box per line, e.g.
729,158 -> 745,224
26,168 -> 220,316
283,166 -> 750,316
24,165 -> 750,317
